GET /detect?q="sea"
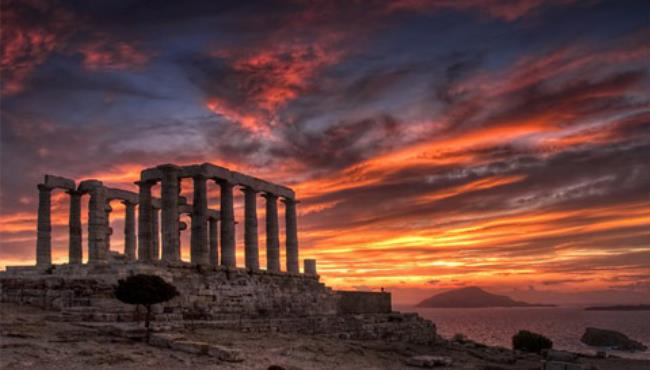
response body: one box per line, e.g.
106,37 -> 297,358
395,305 -> 650,360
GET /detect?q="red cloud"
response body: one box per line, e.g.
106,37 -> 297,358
78,36 -> 151,70
0,0 -> 74,95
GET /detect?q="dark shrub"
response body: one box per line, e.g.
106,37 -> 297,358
114,274 -> 179,341
512,330 -> 553,353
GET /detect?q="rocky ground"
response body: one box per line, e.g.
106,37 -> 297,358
1,303 -> 648,370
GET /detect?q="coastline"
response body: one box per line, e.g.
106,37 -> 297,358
2,302 -> 649,370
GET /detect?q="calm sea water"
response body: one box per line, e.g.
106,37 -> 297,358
395,305 -> 650,360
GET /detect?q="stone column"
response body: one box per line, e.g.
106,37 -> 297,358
242,187 -> 260,271
159,164 -> 181,262
88,185 -> 108,263
68,190 -> 82,264
283,198 -> 299,274
304,259 -> 317,275
123,201 -> 136,261
151,205 -> 160,260
136,180 -> 153,261
219,180 -> 236,267
105,204 -> 112,253
190,175 -> 209,265
263,193 -> 280,272
208,217 -> 218,267
36,184 -> 52,268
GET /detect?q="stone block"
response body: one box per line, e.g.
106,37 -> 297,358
170,340 -> 207,354
149,333 -> 186,348
406,355 -> 453,367
206,344 -> 243,362
543,361 -> 586,370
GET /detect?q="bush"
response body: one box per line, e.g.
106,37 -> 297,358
114,274 -> 179,341
512,330 -> 553,353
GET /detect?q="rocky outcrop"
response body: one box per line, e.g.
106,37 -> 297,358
416,287 -> 553,308
580,327 -> 647,351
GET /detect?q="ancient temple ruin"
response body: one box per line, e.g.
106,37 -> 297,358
33,163 -> 314,274
1,163 -> 436,344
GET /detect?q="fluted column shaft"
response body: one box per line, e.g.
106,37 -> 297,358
219,180 -> 236,267
36,184 -> 52,267
123,201 -> 136,261
105,205 -> 112,253
151,206 -> 160,260
137,181 -> 153,261
264,193 -> 280,272
242,187 -> 259,271
160,165 -> 181,262
88,186 -> 108,263
284,198 -> 299,273
209,217 -> 218,267
191,175 -> 209,265
68,190 -> 82,264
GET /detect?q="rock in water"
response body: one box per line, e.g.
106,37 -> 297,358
580,327 -> 647,351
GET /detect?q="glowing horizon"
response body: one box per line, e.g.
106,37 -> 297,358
1,0 -> 649,304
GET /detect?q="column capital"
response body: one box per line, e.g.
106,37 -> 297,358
281,197 -> 300,204
261,192 -> 278,200
121,199 -> 137,206
134,179 -> 155,187
216,178 -> 234,187
240,186 -> 259,194
65,189 -> 83,196
37,183 -> 52,192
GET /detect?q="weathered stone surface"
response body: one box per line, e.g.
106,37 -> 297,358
242,186 -> 260,271
304,259 -> 317,276
219,180 -> 236,267
36,184 -> 52,268
283,198 -> 299,274
264,193 -> 280,272
190,175 -> 209,266
406,355 -> 453,367
43,174 -> 75,191
68,191 -> 83,264
337,291 -> 391,314
581,327 -> 647,351
545,349 -> 578,363
123,201 -> 136,260
543,361 -> 586,370
159,164 -> 181,262
206,344 -> 243,362
170,340 -> 206,354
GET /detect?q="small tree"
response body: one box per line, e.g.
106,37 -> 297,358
512,330 -> 553,353
114,274 -> 179,342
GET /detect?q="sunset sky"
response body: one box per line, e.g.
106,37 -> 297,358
1,0 -> 649,304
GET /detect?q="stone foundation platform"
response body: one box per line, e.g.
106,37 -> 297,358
0,262 -> 436,344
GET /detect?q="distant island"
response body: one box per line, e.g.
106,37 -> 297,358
585,304 -> 650,311
416,286 -> 555,308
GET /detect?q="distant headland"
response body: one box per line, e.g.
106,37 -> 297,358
416,286 -> 555,308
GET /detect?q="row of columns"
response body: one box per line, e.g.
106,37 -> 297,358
35,171 -> 307,275
36,183 -> 139,267
136,166 -> 300,272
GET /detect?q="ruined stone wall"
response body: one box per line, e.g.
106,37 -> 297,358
0,263 -> 337,322
0,264 -> 437,344
336,291 -> 392,314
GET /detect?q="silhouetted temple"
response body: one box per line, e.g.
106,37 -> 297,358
33,163 -> 313,274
